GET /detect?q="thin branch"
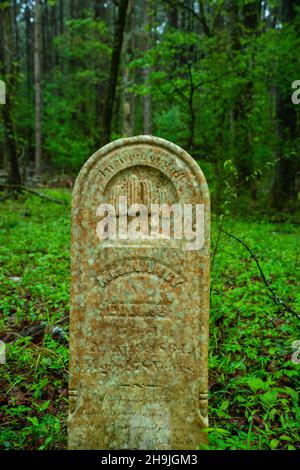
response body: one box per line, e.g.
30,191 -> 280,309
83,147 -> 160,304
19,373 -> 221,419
161,0 -> 210,36
221,229 -> 300,320
211,0 -> 224,33
194,69 -> 234,91
210,224 -> 223,304
163,74 -> 188,100
0,184 -> 69,206
198,0 -> 210,36
5,329 -> 68,373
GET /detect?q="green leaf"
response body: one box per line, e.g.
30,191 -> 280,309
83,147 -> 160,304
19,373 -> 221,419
247,377 -> 266,392
270,439 -> 279,449
220,400 -> 229,411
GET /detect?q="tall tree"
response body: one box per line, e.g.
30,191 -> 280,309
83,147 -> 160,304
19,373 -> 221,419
122,0 -> 136,136
94,0 -> 105,20
100,0 -> 129,146
143,0 -> 152,135
59,0 -> 64,35
12,0 -> 20,61
34,0 -> 42,175
0,0 -> 21,184
25,1 -> 33,97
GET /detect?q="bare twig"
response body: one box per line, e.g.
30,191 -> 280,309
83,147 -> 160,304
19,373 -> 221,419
210,224 -> 223,301
221,229 -> 300,320
6,329 -> 68,373
161,0 -> 210,36
34,324 -> 48,374
0,184 -> 69,205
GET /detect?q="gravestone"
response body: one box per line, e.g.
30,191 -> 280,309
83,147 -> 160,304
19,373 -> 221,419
68,136 -> 210,450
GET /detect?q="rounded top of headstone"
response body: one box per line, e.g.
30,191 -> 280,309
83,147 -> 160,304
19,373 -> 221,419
73,135 -> 209,205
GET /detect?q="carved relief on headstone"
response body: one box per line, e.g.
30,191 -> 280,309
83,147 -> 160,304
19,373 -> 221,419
68,136 -> 210,450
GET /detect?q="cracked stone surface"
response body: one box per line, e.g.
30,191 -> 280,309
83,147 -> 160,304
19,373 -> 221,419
68,136 -> 210,450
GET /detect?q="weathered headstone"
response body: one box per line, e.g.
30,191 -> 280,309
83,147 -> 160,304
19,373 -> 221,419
68,136 -> 210,450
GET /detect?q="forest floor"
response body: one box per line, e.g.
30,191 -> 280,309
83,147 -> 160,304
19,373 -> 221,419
0,189 -> 299,450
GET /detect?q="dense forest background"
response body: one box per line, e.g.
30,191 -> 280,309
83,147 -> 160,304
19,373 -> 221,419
0,0 -> 300,451
1,0 -> 300,213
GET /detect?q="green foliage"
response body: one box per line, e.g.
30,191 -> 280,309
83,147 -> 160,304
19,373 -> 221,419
154,106 -> 188,144
0,192 -> 299,449
208,216 -> 300,449
0,191 -> 70,449
1,2 -> 300,210
42,16 -> 111,170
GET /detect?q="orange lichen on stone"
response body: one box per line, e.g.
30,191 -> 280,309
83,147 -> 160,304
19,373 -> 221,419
68,136 -> 210,450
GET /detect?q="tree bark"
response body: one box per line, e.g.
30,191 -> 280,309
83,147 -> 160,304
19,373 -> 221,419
94,0 -> 105,20
143,1 -> 152,135
59,0 -> 64,35
25,2 -> 33,98
168,1 -> 178,28
2,101 -> 21,185
122,0 -> 136,136
12,0 -> 19,61
34,0 -> 42,176
100,0 -> 129,146
0,0 -> 21,184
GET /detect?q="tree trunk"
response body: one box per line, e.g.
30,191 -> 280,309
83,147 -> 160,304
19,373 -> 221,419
143,1 -> 152,135
50,2 -> 57,66
59,0 -> 64,35
2,98 -> 21,185
12,0 -> 19,61
34,0 -> 42,176
25,2 -> 33,98
122,0 -> 136,136
0,0 -> 21,184
168,2 -> 178,28
100,0 -> 129,146
122,0 -> 136,137
94,0 -> 105,20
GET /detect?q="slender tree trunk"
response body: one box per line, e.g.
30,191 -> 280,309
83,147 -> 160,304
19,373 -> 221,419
0,0 -> 21,184
42,0 -> 50,74
34,0 -> 42,176
50,2 -> 57,66
12,0 -> 19,61
2,97 -> 21,185
188,88 -> 195,151
122,66 -> 132,136
25,2 -> 32,98
143,1 -> 152,135
59,0 -> 64,35
100,0 -> 129,146
167,2 -> 178,28
122,1 -> 135,136
94,0 -> 106,139
94,0 -> 105,20
70,0 -> 75,19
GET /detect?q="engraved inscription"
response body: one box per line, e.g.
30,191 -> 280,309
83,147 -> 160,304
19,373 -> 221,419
97,258 -> 184,288
104,303 -> 169,318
